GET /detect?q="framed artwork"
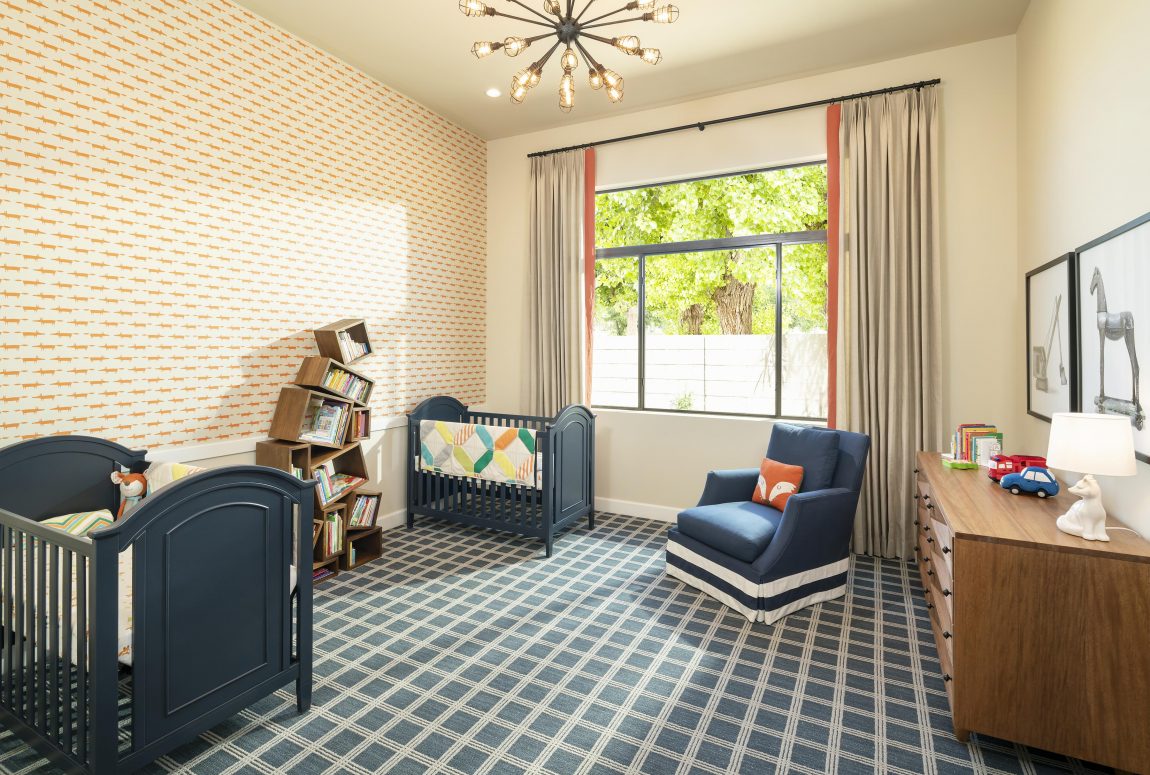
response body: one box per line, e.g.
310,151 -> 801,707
1076,211 -> 1150,462
1026,253 -> 1078,422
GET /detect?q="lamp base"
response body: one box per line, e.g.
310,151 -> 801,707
1055,474 -> 1110,542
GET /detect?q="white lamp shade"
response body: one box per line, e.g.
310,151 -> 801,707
1046,413 -> 1137,476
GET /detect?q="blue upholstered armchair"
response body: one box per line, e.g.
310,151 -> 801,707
666,424 -> 871,624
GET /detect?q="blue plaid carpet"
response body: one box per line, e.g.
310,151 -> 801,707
0,514 -> 1112,774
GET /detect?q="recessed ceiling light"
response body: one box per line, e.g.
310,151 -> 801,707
485,87 -> 501,98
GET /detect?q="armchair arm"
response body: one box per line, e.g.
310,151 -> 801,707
696,468 -> 760,507
752,488 -> 860,577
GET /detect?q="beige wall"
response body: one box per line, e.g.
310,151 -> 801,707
1016,0 -> 1150,536
488,36 -> 1019,515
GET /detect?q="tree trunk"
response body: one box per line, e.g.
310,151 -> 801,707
713,271 -> 755,334
679,304 -> 704,335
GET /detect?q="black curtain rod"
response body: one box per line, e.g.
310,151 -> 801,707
526,78 -> 941,159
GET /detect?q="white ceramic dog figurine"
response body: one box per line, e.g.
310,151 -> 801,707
1056,475 -> 1110,542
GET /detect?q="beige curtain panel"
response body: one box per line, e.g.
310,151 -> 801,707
528,150 -> 587,417
836,86 -> 943,558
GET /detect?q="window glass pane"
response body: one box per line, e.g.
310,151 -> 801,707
780,242 -> 828,418
591,257 -> 639,407
643,248 -> 777,413
595,163 -> 827,249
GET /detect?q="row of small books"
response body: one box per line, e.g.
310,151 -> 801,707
950,423 -> 1003,467
299,397 -> 348,446
348,493 -> 379,528
354,411 -> 370,439
319,512 -> 344,556
315,459 -> 367,504
337,330 -> 370,362
323,366 -> 370,403
312,567 -> 335,582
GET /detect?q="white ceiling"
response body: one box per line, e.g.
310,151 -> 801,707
232,0 -> 1029,140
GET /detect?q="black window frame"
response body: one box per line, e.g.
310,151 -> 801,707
592,162 -> 829,422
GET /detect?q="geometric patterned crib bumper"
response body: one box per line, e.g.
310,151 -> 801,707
419,419 -> 542,488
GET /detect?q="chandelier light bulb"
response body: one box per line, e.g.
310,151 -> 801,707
613,35 -> 641,55
636,0 -> 656,10
559,73 -> 575,112
527,66 -> 543,88
543,0 -> 562,14
560,47 -> 579,72
458,0 -> 492,18
606,84 -> 624,103
651,4 -> 679,23
510,81 -> 530,104
503,36 -> 529,57
472,41 -> 501,59
601,68 -> 623,89
588,66 -> 604,90
639,47 -> 662,65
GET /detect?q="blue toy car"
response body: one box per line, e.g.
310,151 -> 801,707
1000,466 -> 1060,498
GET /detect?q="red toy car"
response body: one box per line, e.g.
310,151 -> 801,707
988,454 -> 1048,482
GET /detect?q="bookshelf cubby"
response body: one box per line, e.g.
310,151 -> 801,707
260,320 -> 385,588
310,444 -> 368,509
314,319 -> 373,366
349,408 -> 371,442
347,488 -> 382,528
295,356 -> 374,406
269,386 -> 353,449
255,439 -> 312,479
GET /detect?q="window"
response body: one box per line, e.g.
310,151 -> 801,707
591,162 -> 829,419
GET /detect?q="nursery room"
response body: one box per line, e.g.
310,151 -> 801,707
2,0 -> 1150,773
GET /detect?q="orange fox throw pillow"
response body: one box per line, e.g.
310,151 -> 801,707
752,458 -> 804,510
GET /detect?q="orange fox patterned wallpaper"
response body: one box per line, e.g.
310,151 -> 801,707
0,0 -> 487,448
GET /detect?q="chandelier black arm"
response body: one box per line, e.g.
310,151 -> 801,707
532,40 -> 563,72
491,9 -> 557,28
504,0 -> 559,25
579,31 -> 619,46
573,38 -> 603,71
575,1 -> 597,21
581,15 -> 648,30
580,5 -> 632,26
567,0 -> 576,18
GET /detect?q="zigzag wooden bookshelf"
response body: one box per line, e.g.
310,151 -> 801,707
257,319 -> 384,587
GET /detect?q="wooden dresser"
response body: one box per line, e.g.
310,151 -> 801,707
915,452 -> 1150,774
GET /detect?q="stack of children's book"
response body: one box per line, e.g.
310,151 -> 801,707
314,459 -> 367,505
337,330 -> 370,362
320,511 -> 343,556
950,423 -> 1003,466
299,397 -> 348,445
323,366 -> 371,403
348,493 -> 379,528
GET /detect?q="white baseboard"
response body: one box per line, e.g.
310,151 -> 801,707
595,497 -> 679,523
377,508 -> 408,531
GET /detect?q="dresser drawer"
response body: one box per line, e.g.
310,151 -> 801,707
931,514 -> 954,574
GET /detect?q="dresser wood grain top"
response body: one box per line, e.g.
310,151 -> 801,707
917,452 -> 1150,563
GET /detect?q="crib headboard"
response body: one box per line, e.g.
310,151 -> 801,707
0,435 -> 146,520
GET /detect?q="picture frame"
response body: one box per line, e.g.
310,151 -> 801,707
1026,253 -> 1078,422
1075,211 -> 1150,462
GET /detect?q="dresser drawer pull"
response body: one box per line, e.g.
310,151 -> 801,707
914,468 -> 920,474
942,546 -> 951,554
926,602 -> 934,610
926,504 -> 934,511
943,673 -> 952,683
927,569 -> 934,576
943,631 -> 952,639
913,519 -> 920,526
927,536 -> 934,544
923,524 -> 931,532
914,494 -> 920,501
942,588 -> 952,597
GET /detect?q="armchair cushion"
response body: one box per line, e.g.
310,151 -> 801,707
677,501 -> 784,564
767,424 -> 839,492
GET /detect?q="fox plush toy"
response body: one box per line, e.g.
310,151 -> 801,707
110,462 -> 149,519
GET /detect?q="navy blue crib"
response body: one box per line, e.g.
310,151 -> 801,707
407,397 -> 595,557
0,435 -> 315,774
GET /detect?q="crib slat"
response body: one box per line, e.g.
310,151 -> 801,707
37,537 -> 47,730
14,531 -> 24,717
77,555 -> 87,763
25,536 -> 35,722
2,527 -> 10,706
49,544 -> 59,745
62,551 -> 72,756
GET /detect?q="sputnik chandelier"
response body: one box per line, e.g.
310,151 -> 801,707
460,0 -> 679,111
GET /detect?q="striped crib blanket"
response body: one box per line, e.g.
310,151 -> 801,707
419,420 -> 541,488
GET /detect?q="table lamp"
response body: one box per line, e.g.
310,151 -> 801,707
1045,412 -> 1137,542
